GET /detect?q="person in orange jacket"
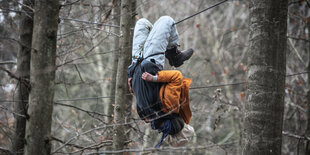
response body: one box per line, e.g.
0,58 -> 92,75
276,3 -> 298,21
141,71 -> 192,124
140,70 -> 194,147
128,16 -> 194,148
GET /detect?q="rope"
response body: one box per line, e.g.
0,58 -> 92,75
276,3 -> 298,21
174,0 -> 229,25
189,71 -> 310,89
1,70 -> 309,103
60,0 -> 229,28
190,82 -> 245,90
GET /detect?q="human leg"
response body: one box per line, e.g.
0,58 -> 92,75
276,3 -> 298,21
143,16 -> 179,68
128,19 -> 153,92
143,16 -> 193,68
131,18 -> 153,64
165,47 -> 194,67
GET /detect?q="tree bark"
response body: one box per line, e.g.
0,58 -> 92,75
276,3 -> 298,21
242,0 -> 288,154
11,0 -> 34,154
124,0 -> 135,144
24,0 -> 59,155
112,0 -> 131,153
305,23 -> 310,155
104,0 -> 120,151
107,0 -> 121,125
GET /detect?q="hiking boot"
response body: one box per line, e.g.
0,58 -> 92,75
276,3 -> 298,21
165,47 -> 194,67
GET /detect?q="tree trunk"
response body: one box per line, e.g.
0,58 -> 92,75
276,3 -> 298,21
112,0 -> 131,153
104,0 -> 120,151
107,0 -> 121,125
11,0 -> 34,154
242,0 -> 288,154
24,0 -> 59,155
305,23 -> 310,155
124,0 -> 135,145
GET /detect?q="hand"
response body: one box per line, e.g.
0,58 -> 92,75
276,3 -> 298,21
142,72 -> 153,81
128,78 -> 134,95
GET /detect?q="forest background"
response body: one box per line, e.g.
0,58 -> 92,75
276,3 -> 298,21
0,0 -> 309,154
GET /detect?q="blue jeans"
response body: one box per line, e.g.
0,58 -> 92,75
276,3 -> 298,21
131,16 -> 179,69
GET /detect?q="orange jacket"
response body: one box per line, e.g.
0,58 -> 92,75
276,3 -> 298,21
157,70 -> 192,124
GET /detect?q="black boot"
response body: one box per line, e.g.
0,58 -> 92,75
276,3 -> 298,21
165,46 -> 194,67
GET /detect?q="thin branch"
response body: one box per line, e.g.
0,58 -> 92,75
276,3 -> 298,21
283,131 -> 310,141
287,36 -> 310,43
0,8 -> 25,14
0,99 -> 111,118
0,37 -> 22,45
61,0 -> 81,7
51,122 -> 136,154
287,102 -> 306,113
61,1 -> 109,7
12,0 -> 34,12
74,64 -> 84,83
288,38 -> 307,67
54,102 -> 111,118
0,147 -> 12,155
60,17 -> 135,30
0,61 -> 16,65
86,141 -> 238,154
101,0 -> 114,23
60,17 -> 121,28
0,8 -> 120,28
0,66 -> 19,80
0,37 -> 32,50
0,105 -> 26,118
289,0 -> 305,6
55,78 -> 105,86
0,66 -> 30,88
51,136 -> 88,149
57,50 -> 114,67
286,71 -> 310,77
59,140 -> 113,154
55,95 -> 117,102
91,26 -> 121,37
306,0 -> 310,7
56,36 -> 115,68
0,94 -> 128,103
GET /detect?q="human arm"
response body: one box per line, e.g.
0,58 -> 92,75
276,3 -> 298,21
142,72 -> 158,82
128,63 -> 136,95
128,77 -> 134,95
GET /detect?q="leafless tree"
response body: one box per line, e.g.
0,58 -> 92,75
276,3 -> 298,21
243,0 -> 288,154
24,0 -> 60,154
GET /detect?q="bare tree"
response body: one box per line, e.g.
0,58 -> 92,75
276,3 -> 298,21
11,0 -> 34,154
112,0 -> 132,153
104,0 -> 121,151
3,0 -> 309,154
305,22 -> 310,155
107,0 -> 120,125
24,0 -> 59,154
243,0 -> 288,154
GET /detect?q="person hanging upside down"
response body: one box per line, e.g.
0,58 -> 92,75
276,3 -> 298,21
128,16 -> 194,148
